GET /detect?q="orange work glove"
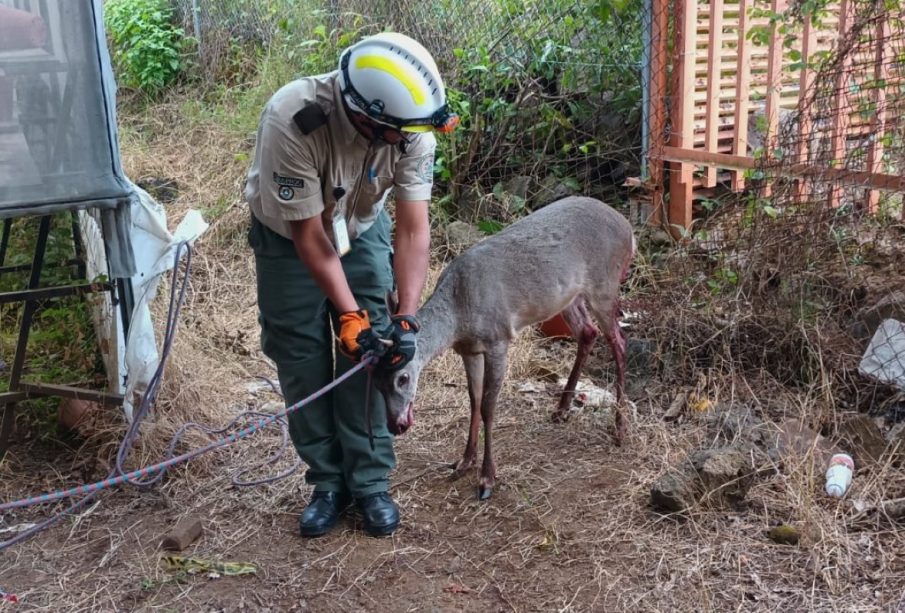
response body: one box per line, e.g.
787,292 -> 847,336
338,309 -> 390,362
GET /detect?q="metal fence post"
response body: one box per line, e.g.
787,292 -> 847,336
192,0 -> 202,52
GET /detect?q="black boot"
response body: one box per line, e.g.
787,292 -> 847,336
357,492 -> 400,537
299,491 -> 351,537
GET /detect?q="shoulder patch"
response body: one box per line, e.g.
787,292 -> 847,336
292,105 -> 328,135
273,172 -> 305,188
416,153 -> 435,182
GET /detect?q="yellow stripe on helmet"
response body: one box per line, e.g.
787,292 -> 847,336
354,55 -> 426,106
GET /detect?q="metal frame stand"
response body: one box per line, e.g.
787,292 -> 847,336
0,212 -> 131,456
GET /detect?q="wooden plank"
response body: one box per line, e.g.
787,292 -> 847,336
762,0 -> 786,199
793,11 -> 817,202
731,0 -> 751,190
704,0 -> 725,187
668,0 -> 698,232
648,0 -> 670,224
864,17 -> 890,213
661,146 -> 905,191
828,0 -> 851,208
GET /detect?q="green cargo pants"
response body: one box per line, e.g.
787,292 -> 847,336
248,211 -> 396,497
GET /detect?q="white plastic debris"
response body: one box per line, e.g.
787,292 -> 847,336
858,318 -> 905,392
557,378 -> 617,408
121,185 -> 209,421
825,453 -> 854,498
517,380 -> 544,394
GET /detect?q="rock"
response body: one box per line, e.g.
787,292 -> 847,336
161,516 -> 203,551
648,228 -> 673,247
837,414 -> 888,465
57,398 -> 99,431
444,221 -> 483,255
503,175 -> 531,201
529,175 -> 577,210
771,418 -> 840,468
708,403 -> 770,447
887,422 -> 905,461
650,470 -> 697,513
767,524 -> 800,545
453,185 -> 484,220
689,447 -> 755,506
625,338 -> 657,372
650,445 -> 756,512
850,291 -> 905,341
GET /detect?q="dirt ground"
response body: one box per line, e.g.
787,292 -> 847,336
3,335 -> 905,612
2,101 -> 905,612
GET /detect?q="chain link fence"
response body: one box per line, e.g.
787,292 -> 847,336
639,0 -> 905,415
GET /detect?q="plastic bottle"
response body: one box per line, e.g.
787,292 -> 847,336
825,453 -> 854,498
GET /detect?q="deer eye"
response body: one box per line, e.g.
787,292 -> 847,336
398,373 -> 410,388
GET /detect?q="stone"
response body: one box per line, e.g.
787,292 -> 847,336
444,221 -> 483,255
161,516 -> 203,551
837,414 -> 889,465
650,445 -> 756,513
529,175 -> 577,210
850,291 -> 905,341
688,446 -> 755,506
648,228 -> 673,247
453,185 -> 484,221
770,418 -> 840,469
650,470 -> 697,513
625,337 -> 657,372
708,404 -> 770,447
503,175 -> 531,202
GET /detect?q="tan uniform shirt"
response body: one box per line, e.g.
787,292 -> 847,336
244,72 -> 436,242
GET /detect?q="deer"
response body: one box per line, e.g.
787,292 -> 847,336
375,196 -> 636,500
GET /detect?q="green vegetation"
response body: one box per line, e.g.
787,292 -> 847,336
105,0 -> 187,95
0,215 -> 105,428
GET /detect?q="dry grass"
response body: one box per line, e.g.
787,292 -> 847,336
1,92 -> 905,612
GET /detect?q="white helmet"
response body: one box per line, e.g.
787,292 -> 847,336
338,32 -> 459,133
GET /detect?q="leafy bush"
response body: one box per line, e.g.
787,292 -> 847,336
104,0 -> 186,95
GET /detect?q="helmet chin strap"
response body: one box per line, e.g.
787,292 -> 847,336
341,93 -> 410,148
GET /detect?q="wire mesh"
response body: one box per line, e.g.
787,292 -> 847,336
169,0 -> 646,218
641,0 -> 905,409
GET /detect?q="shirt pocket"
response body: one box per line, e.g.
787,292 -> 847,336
352,174 -> 395,217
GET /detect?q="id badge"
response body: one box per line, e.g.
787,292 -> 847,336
332,214 -> 351,257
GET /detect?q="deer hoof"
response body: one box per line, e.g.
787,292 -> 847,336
450,457 -> 475,479
478,485 -> 493,500
551,410 -> 571,424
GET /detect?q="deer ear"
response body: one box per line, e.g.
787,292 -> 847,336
385,290 -> 399,317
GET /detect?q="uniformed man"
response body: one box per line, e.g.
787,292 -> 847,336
244,33 -> 457,538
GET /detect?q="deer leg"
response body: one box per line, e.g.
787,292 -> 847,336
478,343 -> 508,500
602,308 -> 628,446
452,352 -> 484,478
552,298 -> 599,423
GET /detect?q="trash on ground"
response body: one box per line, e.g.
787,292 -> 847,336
517,380 -> 544,394
767,524 -> 800,545
162,555 -> 257,577
161,516 -> 204,552
859,318 -> 905,392
556,378 -> 616,408
664,393 -> 686,420
0,523 -> 36,535
825,453 -> 854,498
